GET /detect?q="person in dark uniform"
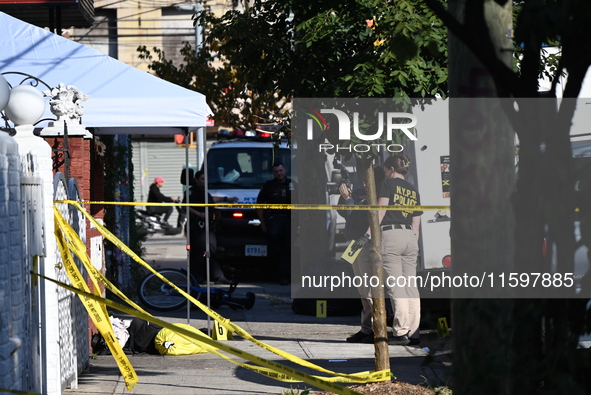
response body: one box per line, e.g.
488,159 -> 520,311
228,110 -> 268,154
378,154 -> 422,346
147,176 -> 178,225
184,170 -> 237,284
256,162 -> 293,285
338,166 -> 385,343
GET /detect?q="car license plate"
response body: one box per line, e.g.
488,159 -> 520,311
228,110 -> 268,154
245,245 -> 267,256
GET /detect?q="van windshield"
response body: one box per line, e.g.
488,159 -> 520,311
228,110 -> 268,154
207,147 -> 292,189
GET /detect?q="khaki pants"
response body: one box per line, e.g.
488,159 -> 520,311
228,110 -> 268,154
381,228 -> 420,338
351,247 -> 374,334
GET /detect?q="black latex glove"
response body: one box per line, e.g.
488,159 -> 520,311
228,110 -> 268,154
351,234 -> 370,252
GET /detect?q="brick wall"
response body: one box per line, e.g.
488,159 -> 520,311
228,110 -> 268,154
46,137 -> 91,199
44,134 -> 105,355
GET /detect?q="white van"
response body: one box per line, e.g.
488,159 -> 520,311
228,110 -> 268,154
206,138 -> 294,265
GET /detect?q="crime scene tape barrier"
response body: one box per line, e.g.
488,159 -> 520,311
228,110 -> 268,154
54,209 -> 389,385
55,199 -> 451,212
61,203 -> 391,382
54,207 -> 139,390
53,210 -> 374,389
52,203 -> 392,392
35,270 -> 371,395
65,201 -> 389,383
53,208 -> 152,317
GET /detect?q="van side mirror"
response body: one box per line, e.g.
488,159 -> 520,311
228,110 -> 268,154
180,168 -> 194,185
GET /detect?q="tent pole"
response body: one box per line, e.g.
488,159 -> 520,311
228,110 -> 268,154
202,126 -> 212,335
185,128 -> 192,325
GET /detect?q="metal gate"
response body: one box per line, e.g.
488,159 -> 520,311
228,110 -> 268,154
53,173 -> 89,390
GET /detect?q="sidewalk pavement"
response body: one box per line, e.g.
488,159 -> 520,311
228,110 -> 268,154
65,234 -> 452,395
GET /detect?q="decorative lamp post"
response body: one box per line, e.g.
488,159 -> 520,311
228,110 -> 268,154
1,73 -> 90,181
4,85 -> 46,128
0,72 -> 52,137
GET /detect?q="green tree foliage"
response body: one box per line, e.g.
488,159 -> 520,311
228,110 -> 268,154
200,0 -> 448,99
195,0 -> 449,165
138,0 -> 448,135
137,42 -> 286,129
196,2 -> 449,373
137,0 -> 449,373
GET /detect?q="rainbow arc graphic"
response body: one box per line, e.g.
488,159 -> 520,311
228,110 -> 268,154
302,108 -> 328,131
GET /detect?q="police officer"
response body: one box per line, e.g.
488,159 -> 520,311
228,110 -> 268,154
338,166 -> 385,343
377,154 -> 422,346
256,162 -> 293,285
185,170 -> 237,284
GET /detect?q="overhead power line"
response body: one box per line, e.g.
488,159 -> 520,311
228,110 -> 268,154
72,33 -> 194,38
77,26 -> 195,31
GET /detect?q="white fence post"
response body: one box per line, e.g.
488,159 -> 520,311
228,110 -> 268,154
0,130 -> 31,392
13,124 -> 61,395
20,151 -> 44,394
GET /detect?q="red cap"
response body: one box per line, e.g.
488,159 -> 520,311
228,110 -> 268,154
154,177 -> 165,183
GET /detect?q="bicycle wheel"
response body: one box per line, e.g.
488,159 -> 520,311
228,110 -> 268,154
138,269 -> 193,311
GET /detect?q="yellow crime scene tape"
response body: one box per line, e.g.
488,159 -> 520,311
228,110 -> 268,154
56,209 -> 327,385
66,202 -> 389,383
50,201 -> 393,393
34,270 -> 370,395
53,207 -> 139,391
54,208 -> 152,316
55,199 -> 451,212
55,211 -> 234,379
53,209 -> 388,386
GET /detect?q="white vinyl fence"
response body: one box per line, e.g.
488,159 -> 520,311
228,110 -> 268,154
1,131 -> 89,394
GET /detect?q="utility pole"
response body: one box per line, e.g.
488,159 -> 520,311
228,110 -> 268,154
195,1 -> 203,51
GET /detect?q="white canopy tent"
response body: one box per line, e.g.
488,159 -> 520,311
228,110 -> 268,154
0,12 -> 212,325
0,11 -> 212,133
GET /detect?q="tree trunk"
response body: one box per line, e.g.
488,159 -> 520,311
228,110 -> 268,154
363,163 -> 389,372
294,136 -> 329,282
448,1 -> 515,393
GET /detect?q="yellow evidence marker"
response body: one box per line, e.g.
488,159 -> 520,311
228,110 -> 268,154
212,320 -> 233,340
437,317 -> 450,337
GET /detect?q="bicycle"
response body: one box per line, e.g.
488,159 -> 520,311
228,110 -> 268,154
137,268 -> 255,312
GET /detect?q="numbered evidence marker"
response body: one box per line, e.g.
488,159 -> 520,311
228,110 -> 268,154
212,320 -> 233,340
340,240 -> 363,264
316,300 -> 327,318
437,317 -> 450,338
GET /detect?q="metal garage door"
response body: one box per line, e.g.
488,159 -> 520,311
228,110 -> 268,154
132,139 -> 200,226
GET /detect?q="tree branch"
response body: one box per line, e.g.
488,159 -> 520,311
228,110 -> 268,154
423,0 -> 524,97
